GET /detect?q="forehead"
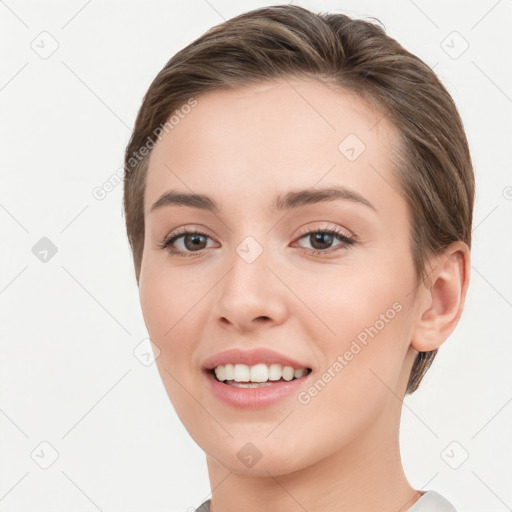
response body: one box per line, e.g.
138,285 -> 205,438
144,78 -> 402,217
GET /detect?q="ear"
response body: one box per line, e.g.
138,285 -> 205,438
411,241 -> 471,352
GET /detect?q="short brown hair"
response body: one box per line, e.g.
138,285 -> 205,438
123,5 -> 474,394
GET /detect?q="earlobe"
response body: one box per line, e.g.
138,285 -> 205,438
411,242 -> 471,352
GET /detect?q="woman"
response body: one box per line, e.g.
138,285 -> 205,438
123,5 -> 473,511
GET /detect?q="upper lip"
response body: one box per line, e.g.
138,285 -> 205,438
201,348 -> 311,371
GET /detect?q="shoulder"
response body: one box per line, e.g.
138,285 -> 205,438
407,490 -> 457,512
193,498 -> 211,512
193,491 -> 456,512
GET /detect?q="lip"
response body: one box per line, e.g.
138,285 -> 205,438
201,348 -> 312,371
203,367 -> 313,409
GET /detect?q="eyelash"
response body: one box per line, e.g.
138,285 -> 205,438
157,226 -> 356,259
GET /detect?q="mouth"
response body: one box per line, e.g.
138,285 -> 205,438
206,364 -> 313,388
203,363 -> 314,408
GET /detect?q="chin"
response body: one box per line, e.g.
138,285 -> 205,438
208,450 -> 308,477
202,433 -> 328,478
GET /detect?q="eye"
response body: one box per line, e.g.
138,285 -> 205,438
157,227 -> 217,258
294,226 -> 356,256
157,225 -> 357,259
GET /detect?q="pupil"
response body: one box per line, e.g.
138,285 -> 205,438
185,234 -> 206,251
311,233 -> 332,250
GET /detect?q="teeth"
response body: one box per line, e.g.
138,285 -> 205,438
250,363 -> 268,382
213,363 -> 309,383
268,363 -> 282,381
294,368 -> 306,379
234,364 -> 250,382
224,364 -> 234,380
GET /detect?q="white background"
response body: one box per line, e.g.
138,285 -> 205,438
1,0 -> 511,510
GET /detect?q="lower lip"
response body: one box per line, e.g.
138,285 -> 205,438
203,369 -> 312,409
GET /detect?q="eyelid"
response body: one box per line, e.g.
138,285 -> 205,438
162,225 -> 213,242
295,222 -> 355,240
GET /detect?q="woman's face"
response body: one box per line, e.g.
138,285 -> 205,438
139,78 -> 423,475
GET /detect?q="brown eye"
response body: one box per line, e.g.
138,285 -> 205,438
295,227 -> 356,256
159,228 -> 216,258
309,232 -> 335,250
182,233 -> 208,251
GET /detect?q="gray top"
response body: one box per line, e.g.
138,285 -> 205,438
193,490 -> 456,512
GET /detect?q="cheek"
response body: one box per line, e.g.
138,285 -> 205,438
139,264 -> 173,339
298,256 -> 410,342
139,262 -> 202,374
291,282 -> 413,461
297,260 -> 415,400
139,264 -> 208,430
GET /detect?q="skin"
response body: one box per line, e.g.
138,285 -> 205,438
138,78 -> 470,512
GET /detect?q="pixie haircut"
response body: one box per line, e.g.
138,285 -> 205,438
123,5 -> 475,394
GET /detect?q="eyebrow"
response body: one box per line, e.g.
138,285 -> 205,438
149,186 -> 377,214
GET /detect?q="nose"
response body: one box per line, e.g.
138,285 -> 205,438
212,243 -> 288,333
